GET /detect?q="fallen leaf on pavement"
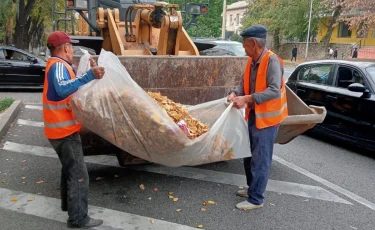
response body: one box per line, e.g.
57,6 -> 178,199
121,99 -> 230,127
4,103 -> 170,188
153,188 -> 159,192
114,175 -> 120,178
150,219 -> 155,224
21,177 -> 26,180
27,197 -> 35,201
36,180 -> 44,184
168,195 -> 174,199
22,160 -> 26,163
168,192 -> 174,195
207,200 -> 215,205
202,201 -> 208,206
239,186 -> 244,189
269,203 -> 275,206
22,182 -> 25,184
1,179 -> 5,183
176,209 -> 182,212
197,224 -> 203,228
139,184 -> 145,190
96,177 -> 104,181
148,197 -> 152,200
11,197 -> 18,202
173,197 -> 179,202
200,208 -> 206,212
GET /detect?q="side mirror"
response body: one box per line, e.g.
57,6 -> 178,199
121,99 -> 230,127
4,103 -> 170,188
348,83 -> 366,93
31,58 -> 39,64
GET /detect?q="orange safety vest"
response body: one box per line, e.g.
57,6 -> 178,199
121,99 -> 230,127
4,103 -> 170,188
42,57 -> 81,139
243,50 -> 288,129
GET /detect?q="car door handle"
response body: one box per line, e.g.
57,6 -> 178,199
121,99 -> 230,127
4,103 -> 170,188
326,95 -> 337,100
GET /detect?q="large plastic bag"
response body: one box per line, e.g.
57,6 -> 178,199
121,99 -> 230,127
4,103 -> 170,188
70,50 -> 250,167
76,48 -> 91,77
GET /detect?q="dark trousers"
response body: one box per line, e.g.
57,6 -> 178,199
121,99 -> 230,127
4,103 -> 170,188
49,133 -> 89,227
244,112 -> 279,205
291,55 -> 296,61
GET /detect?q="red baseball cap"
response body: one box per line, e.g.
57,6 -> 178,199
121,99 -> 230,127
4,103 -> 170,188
47,31 -> 78,48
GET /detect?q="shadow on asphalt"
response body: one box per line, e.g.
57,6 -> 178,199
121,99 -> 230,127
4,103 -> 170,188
305,130 -> 375,160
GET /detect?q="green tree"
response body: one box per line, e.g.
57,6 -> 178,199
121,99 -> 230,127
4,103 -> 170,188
169,0 -> 238,38
242,0 -> 324,50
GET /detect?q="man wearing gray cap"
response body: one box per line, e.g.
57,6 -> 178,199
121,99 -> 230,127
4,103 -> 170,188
227,25 -> 288,210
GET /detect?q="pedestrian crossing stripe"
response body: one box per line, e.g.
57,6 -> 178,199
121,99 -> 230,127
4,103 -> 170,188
0,187 -> 196,229
2,141 -> 352,205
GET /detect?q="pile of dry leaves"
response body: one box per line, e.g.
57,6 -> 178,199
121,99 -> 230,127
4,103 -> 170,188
147,92 -> 209,139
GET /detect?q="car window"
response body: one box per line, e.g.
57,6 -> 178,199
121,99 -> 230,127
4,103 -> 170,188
0,49 -> 5,60
4,49 -> 31,62
216,44 -> 246,56
336,66 -> 367,89
367,66 -> 375,82
298,64 -> 333,85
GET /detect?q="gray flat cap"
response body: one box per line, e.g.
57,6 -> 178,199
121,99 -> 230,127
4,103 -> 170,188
240,24 -> 267,39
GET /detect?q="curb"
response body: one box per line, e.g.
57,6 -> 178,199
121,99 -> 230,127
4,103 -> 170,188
0,100 -> 22,139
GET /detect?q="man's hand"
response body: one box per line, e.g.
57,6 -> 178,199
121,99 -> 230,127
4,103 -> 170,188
91,67 -> 105,79
227,92 -> 237,103
89,58 -> 97,67
233,95 -> 253,109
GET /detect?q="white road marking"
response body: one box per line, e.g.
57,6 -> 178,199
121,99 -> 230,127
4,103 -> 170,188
25,105 -> 42,110
273,155 -> 375,211
2,141 -> 351,205
0,187 -> 195,230
17,119 -> 44,127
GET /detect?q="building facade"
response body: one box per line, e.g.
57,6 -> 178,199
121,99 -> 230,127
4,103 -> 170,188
224,1 -> 249,38
317,18 -> 375,47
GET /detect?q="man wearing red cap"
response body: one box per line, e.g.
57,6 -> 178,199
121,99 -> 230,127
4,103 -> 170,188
43,31 -> 105,228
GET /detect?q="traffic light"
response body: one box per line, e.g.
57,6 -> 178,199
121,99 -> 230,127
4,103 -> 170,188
187,3 -> 209,16
66,0 -> 88,9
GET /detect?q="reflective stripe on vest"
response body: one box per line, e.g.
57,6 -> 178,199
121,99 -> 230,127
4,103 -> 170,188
42,57 -> 81,139
44,120 -> 79,128
243,50 -> 288,129
43,103 -> 68,110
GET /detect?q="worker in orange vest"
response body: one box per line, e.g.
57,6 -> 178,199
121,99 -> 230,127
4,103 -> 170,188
227,25 -> 288,210
43,31 -> 105,228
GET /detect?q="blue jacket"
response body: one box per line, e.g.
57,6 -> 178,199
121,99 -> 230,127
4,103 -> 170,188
46,57 -> 96,101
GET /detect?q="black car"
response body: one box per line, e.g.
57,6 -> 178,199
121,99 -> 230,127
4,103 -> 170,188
0,46 -> 46,87
286,60 -> 375,151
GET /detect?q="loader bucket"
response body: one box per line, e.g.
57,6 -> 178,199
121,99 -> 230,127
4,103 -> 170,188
73,55 -> 326,163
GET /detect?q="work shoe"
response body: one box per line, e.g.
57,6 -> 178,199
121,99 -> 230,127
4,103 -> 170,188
236,189 -> 249,198
236,200 -> 264,210
67,217 -> 103,229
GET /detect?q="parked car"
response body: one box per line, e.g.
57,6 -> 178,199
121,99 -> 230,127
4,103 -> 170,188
286,60 -> 375,151
0,46 -> 97,88
0,46 -> 46,87
192,39 -> 246,56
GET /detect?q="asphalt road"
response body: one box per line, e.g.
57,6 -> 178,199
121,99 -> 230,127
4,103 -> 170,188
1,67 -> 375,230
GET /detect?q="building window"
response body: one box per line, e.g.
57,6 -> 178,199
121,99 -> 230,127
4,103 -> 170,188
236,14 -> 239,26
338,22 -> 352,38
230,15 -> 233,25
356,23 -> 368,38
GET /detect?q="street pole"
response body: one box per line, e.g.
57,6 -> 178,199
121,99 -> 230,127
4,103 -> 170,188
305,0 -> 313,60
221,0 -> 227,39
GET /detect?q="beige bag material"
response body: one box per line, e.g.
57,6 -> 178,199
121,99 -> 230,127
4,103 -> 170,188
71,50 -> 250,167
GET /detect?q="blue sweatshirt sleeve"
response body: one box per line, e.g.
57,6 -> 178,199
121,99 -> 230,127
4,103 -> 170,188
50,62 -> 96,98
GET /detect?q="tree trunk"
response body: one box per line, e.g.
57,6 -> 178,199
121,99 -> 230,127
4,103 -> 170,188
14,0 -> 37,50
273,28 -> 281,53
321,7 -> 341,58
